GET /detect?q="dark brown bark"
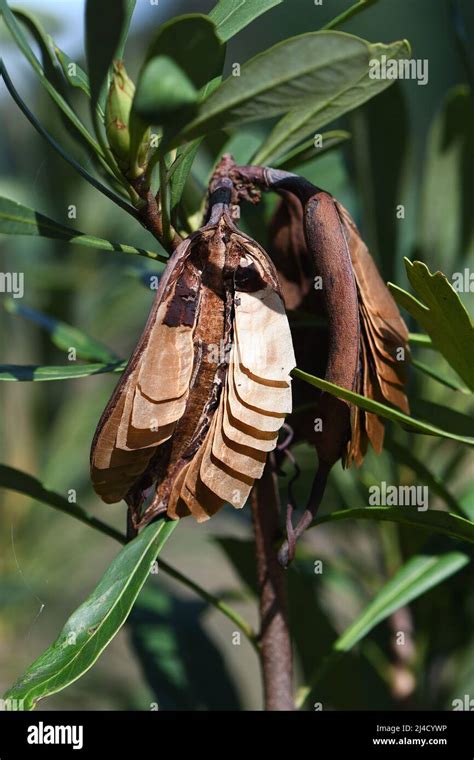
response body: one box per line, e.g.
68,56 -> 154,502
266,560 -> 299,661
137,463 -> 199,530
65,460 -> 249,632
136,188 -> 182,253
251,458 -> 295,711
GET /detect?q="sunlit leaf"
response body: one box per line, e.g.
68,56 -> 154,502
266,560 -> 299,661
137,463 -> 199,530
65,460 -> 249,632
0,196 -> 165,261
293,368 -> 474,446
253,37 -> 410,164
390,259 -> 474,391
313,507 -> 474,545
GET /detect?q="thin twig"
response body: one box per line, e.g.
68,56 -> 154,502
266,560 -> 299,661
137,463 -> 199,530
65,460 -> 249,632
251,457 -> 295,710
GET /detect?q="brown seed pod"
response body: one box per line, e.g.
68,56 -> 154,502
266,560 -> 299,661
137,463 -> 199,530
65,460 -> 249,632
90,180 -> 296,530
334,200 -> 410,466
243,168 -> 409,564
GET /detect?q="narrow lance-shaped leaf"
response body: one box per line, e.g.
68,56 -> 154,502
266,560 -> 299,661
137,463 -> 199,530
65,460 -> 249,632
293,368 -> 474,446
174,31 -> 387,145
0,196 -> 165,261
253,38 -> 411,164
313,507 -> 474,545
389,259 -> 474,391
297,551 -> 469,706
3,519 -> 177,710
411,357 -> 469,393
4,299 -> 119,364
209,0 -> 282,41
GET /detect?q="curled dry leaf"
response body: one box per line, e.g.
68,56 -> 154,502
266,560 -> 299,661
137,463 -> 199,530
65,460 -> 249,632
90,180 -> 296,529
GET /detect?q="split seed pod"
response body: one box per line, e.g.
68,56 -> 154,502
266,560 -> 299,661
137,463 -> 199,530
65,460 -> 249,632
255,169 -> 409,563
90,180 -> 296,530
264,169 -> 409,464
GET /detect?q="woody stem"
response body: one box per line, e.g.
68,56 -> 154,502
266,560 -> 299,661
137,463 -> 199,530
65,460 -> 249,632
251,456 -> 295,711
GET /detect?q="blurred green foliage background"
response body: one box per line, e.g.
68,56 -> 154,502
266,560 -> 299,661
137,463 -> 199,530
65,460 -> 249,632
0,0 -> 473,710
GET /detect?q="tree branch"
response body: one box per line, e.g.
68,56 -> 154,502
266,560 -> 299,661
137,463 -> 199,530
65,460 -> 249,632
251,456 -> 295,710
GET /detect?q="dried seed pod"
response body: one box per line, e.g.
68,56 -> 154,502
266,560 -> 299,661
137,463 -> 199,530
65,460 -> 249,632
334,200 -> 410,466
90,180 -> 296,530
252,168 -> 408,564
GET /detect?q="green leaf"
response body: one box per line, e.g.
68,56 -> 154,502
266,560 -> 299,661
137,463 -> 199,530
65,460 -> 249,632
0,362 -> 125,382
0,0 -> 102,156
0,464 -> 124,544
209,0 -> 282,41
273,130 -> 351,171
85,0 -> 135,109
297,550 -> 469,706
292,368 -> 474,446
314,507 -> 474,545
4,300 -> 119,363
54,46 -> 91,98
389,259 -> 474,391
133,56 -> 198,127
175,31 -> 380,145
0,62 -> 136,216
3,518 -> 177,709
253,38 -> 410,164
337,551 -> 468,648
0,196 -> 165,261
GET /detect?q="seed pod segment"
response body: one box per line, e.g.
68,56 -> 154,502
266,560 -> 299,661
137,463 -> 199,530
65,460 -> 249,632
90,179 -> 296,530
